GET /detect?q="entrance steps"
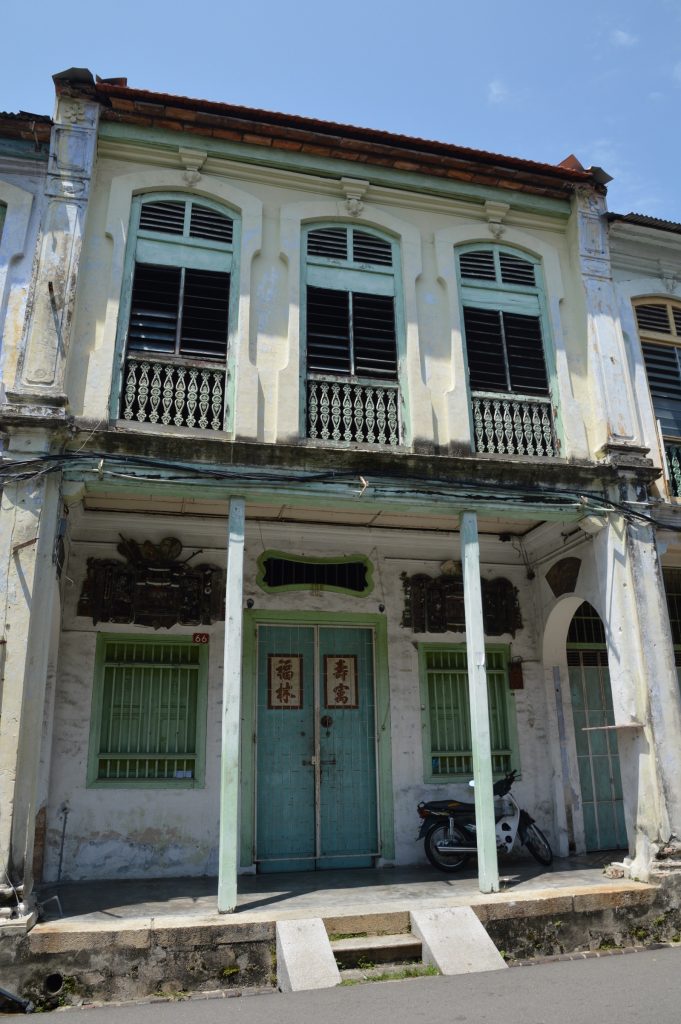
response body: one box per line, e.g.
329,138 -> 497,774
276,906 -> 506,991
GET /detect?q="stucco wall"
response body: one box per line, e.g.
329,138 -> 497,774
43,513 -> 556,881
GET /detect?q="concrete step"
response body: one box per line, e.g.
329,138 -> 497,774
330,932 -> 422,967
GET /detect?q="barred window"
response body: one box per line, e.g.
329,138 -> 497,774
88,636 -> 208,786
420,646 -> 517,780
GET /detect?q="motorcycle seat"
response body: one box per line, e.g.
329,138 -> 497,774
420,799 -> 475,811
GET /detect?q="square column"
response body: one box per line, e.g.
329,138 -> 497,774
594,516 -> 681,874
0,471 -> 61,920
461,511 -> 499,893
217,497 -> 246,913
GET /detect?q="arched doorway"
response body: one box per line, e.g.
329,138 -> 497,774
567,602 -> 627,851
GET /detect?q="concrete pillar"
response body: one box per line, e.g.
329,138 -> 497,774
0,470 -> 61,919
4,80 -> 99,412
572,188 -> 643,456
217,497 -> 246,912
461,511 -> 499,893
594,515 -> 681,874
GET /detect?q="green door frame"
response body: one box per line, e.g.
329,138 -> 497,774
240,610 -> 394,869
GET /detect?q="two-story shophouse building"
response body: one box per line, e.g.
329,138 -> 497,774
2,68 -> 681,928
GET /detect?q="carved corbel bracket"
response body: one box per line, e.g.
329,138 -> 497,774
179,147 -> 208,186
484,200 -> 510,239
340,177 -> 370,217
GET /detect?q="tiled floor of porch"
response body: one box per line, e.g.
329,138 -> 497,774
34,851 -> 644,929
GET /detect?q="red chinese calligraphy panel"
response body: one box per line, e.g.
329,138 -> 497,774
323,654 -> 358,709
267,654 -> 303,709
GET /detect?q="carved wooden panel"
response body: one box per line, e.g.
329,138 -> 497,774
77,536 -> 224,629
401,571 -> 521,636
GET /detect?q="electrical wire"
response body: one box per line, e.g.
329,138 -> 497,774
2,447 -> 679,532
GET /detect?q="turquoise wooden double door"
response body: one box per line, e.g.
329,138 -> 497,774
255,624 -> 379,871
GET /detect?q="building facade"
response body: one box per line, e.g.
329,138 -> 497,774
2,69 -> 681,926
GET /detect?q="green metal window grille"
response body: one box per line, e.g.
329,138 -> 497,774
566,602 -> 606,645
91,637 -> 206,784
423,647 -> 513,778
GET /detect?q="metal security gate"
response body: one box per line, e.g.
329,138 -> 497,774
567,604 -> 627,852
255,623 -> 378,871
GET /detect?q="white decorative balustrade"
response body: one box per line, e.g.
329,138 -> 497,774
471,391 -> 558,457
121,355 -> 226,430
306,375 -> 401,446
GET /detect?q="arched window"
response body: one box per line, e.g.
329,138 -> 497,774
117,195 -> 238,430
457,245 -> 557,457
303,224 -> 402,446
635,298 -> 681,497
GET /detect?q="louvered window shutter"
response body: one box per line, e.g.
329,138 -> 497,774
128,264 -> 230,359
641,342 -> 681,436
463,307 -> 548,395
306,286 -> 397,378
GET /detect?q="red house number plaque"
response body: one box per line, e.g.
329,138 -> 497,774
192,633 -> 209,644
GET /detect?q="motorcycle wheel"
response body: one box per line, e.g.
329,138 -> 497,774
523,823 -> 553,866
424,822 -> 471,872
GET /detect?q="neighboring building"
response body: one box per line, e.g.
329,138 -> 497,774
2,68 -> 681,928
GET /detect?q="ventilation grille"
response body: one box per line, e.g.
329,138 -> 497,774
139,200 -> 185,235
464,307 -> 548,395
352,230 -> 393,266
499,252 -> 535,286
307,227 -> 393,267
128,263 -> 230,359
636,303 -> 673,334
139,200 -> 233,244
306,287 -> 397,379
307,227 -> 348,260
190,204 -> 233,243
567,602 -> 606,645
262,555 -> 369,593
460,249 -> 536,286
460,250 -> 496,280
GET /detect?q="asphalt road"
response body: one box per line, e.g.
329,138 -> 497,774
14,948 -> 681,1023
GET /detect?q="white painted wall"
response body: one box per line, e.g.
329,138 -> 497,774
43,512 -> 559,881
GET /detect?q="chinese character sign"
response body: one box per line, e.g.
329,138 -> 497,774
324,654 -> 358,709
268,654 -> 303,709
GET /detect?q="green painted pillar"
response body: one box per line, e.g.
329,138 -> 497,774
461,511 -> 499,894
218,497 -> 246,913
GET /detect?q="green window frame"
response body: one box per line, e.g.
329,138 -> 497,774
87,634 -> 208,788
418,644 -> 520,782
255,549 -> 374,596
301,222 -> 406,445
635,299 -> 681,439
456,244 -> 553,398
111,192 -> 241,427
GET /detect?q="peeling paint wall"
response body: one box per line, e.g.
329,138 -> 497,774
44,512 -> 560,881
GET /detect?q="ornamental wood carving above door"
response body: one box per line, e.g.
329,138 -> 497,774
77,536 -> 225,629
400,569 -> 522,636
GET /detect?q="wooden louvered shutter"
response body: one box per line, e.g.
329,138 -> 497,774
463,307 -> 548,395
641,343 -> 681,436
352,293 -> 397,379
307,286 -> 351,374
127,263 -> 230,359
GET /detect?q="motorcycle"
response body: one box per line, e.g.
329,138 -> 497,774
416,769 -> 553,872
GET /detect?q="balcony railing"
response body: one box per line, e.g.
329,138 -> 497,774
471,391 -> 558,457
121,354 -> 226,430
665,442 -> 681,498
306,374 -> 401,446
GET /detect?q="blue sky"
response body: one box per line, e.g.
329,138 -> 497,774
3,0 -> 681,219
